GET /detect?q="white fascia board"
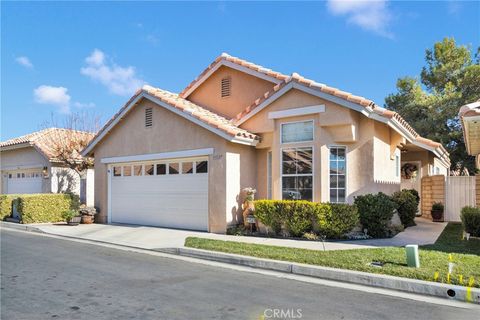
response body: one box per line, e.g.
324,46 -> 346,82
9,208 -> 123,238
82,94 -> 144,156
293,83 -> 371,118
367,112 -> 416,143
268,105 -> 325,119
101,148 -> 214,164
236,82 -> 294,125
182,60 -> 282,99
1,164 -> 45,171
411,140 -> 450,168
0,142 -> 31,152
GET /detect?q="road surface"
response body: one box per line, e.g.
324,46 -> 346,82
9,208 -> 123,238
1,229 -> 477,319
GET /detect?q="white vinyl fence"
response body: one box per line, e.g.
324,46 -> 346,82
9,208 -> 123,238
445,176 -> 476,222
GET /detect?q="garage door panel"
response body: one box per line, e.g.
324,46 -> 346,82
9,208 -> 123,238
110,161 -> 208,231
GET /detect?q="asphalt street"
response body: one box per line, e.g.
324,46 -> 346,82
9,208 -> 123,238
1,229 -> 477,320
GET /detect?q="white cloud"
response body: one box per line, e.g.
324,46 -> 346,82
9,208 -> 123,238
15,56 -> 33,69
327,0 -> 393,38
34,85 -> 95,114
85,49 -> 105,66
74,101 -> 96,109
34,85 -> 71,114
81,49 -> 144,96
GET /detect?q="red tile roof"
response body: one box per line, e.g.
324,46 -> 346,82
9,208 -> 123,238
83,85 -> 259,154
0,128 -> 95,161
179,53 -> 289,98
143,85 -> 258,140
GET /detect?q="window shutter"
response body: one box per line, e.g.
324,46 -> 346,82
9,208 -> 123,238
145,108 -> 153,127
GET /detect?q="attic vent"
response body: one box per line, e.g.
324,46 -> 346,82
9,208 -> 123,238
221,77 -> 231,98
145,108 -> 153,127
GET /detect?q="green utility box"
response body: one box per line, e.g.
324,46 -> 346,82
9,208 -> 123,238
405,244 -> 420,268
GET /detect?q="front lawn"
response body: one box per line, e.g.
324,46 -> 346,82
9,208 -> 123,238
185,223 -> 480,288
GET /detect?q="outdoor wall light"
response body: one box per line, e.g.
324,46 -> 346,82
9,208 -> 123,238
42,166 -> 49,178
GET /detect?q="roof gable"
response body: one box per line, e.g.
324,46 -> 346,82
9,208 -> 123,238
179,53 -> 288,99
82,85 -> 259,156
0,128 -> 95,161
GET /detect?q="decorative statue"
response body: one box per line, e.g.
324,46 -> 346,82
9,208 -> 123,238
242,187 -> 257,228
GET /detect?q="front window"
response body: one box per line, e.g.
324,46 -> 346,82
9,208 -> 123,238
281,148 -> 313,201
329,147 -> 346,203
281,121 -> 314,144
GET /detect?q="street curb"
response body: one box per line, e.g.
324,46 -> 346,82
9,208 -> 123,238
0,221 -> 45,233
163,247 -> 480,305
3,221 -> 478,305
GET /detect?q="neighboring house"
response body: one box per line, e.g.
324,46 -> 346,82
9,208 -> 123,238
1,128 -> 95,205
459,99 -> 480,169
82,53 -> 450,233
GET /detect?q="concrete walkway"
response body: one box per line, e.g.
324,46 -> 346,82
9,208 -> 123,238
8,217 -> 447,251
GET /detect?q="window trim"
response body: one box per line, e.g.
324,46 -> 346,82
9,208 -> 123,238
328,145 -> 347,204
395,154 -> 400,178
280,146 -> 314,202
280,120 -> 314,145
267,151 -> 272,199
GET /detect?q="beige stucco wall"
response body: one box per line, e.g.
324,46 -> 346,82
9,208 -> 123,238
0,147 -> 51,193
91,98 -> 255,233
373,121 -> 401,184
402,150 -> 432,177
187,66 -> 274,119
244,88 -> 401,203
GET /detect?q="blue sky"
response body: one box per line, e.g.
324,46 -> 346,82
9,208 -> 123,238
2,1 -> 479,140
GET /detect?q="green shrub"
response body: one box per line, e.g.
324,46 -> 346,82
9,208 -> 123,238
315,203 -> 359,238
254,200 -> 282,234
403,189 -> 420,206
255,200 -> 358,239
17,193 -> 79,224
432,202 -> 444,211
354,192 -> 397,238
282,200 -> 315,237
0,194 -> 19,220
62,209 -> 78,222
461,206 -> 480,237
392,190 -> 418,227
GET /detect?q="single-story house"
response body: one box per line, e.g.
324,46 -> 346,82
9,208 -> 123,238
82,53 -> 450,233
1,128 -> 95,205
459,99 -> 480,169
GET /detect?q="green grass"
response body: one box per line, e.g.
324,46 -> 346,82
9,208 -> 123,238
185,223 -> 480,288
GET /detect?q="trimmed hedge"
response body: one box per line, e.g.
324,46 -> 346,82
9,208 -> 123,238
391,190 -> 418,227
254,200 -> 359,238
0,193 -> 80,224
354,192 -> 397,238
0,194 -> 20,220
461,206 -> 480,237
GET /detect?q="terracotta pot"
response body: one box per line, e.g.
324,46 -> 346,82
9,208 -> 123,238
431,209 -> 444,222
81,215 -> 94,224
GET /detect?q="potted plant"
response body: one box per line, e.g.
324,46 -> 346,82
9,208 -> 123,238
62,210 -> 81,226
79,206 -> 97,224
431,202 -> 444,222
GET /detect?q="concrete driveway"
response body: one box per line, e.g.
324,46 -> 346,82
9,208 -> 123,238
15,217 -> 447,251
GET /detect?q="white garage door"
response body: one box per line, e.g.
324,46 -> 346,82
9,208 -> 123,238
6,171 -> 43,194
110,158 -> 209,231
